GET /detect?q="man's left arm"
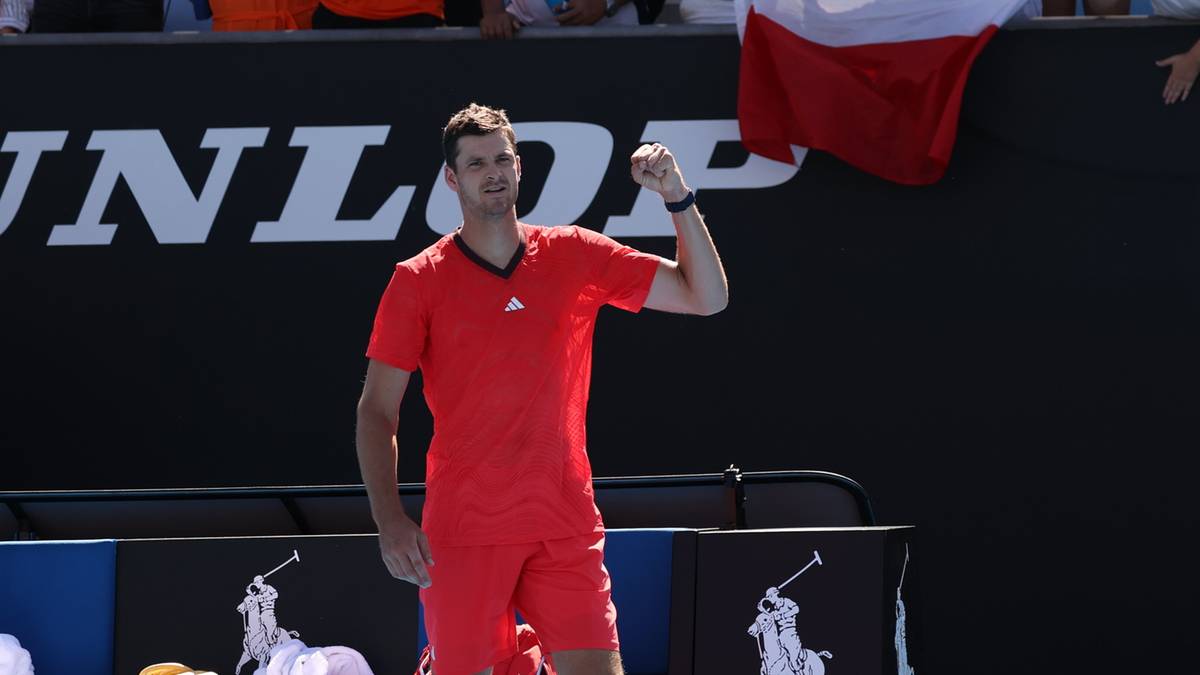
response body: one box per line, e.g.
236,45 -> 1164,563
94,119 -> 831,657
633,143 -> 729,316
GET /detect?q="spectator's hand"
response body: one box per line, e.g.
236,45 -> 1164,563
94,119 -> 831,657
378,515 -> 435,588
556,0 -> 607,26
1156,51 -> 1200,105
631,143 -> 689,203
480,10 -> 520,39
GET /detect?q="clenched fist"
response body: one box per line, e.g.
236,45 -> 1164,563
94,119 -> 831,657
631,143 -> 690,203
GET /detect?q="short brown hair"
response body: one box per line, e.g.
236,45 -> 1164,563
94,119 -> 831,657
443,103 -> 518,171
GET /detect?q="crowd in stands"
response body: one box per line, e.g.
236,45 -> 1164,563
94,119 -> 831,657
0,0 -> 663,33
1,0 -> 1199,101
2,0 -> 1200,35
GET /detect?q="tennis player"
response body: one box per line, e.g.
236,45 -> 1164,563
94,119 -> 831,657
356,103 -> 728,675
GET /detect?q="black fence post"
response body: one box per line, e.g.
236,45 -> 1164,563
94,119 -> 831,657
721,464 -> 746,529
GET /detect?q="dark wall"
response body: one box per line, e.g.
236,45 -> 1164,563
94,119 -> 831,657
1,24 -> 1198,675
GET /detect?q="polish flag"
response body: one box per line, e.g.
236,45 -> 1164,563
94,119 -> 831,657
734,0 -> 1034,185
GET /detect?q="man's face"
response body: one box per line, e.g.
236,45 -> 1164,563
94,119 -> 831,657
447,131 -> 521,218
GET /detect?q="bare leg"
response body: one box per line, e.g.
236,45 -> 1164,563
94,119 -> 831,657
553,649 -> 623,675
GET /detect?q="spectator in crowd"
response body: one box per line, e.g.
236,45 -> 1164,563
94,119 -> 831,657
310,0 -> 443,27
189,0 -> 318,31
679,0 -> 1040,25
481,0 -> 637,38
32,0 -> 163,31
1043,0 -> 1129,14
1157,37 -> 1199,103
677,0 -> 731,23
0,0 -> 32,33
480,0 -> 662,38
1150,0 -> 1200,17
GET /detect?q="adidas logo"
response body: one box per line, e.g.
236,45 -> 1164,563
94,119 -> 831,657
504,296 -> 526,312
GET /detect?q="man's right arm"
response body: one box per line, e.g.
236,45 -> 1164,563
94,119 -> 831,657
356,358 -> 434,588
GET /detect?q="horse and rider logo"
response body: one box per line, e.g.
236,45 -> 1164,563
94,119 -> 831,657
895,544 -> 915,675
234,550 -> 303,674
746,550 -> 834,675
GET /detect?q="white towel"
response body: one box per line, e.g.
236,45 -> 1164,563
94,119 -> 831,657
0,0 -> 34,33
321,647 -> 373,675
0,634 -> 34,675
254,638 -> 305,675
258,639 -> 374,675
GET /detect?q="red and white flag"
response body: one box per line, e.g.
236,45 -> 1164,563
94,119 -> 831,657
734,0 -> 1033,185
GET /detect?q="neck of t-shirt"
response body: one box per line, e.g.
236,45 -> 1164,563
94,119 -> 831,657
458,219 -> 525,270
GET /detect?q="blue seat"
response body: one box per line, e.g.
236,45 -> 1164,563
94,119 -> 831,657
0,540 -> 117,675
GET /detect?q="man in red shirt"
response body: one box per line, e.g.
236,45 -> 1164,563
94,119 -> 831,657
356,103 -> 727,675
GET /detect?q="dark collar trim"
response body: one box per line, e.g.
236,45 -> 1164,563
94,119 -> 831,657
452,231 -> 525,279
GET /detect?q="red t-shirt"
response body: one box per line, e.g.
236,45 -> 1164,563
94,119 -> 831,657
367,224 -> 660,547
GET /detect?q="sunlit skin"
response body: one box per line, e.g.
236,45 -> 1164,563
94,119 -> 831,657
443,131 -> 526,270
447,132 -> 522,223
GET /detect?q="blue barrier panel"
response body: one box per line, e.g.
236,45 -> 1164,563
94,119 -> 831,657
605,529 -> 679,674
417,529 -> 681,674
0,540 -> 117,675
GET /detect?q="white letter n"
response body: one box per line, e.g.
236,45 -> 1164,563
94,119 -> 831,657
0,131 -> 68,238
47,128 -> 268,246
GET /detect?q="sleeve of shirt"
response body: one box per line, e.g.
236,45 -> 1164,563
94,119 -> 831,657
365,263 -> 427,372
573,225 -> 662,313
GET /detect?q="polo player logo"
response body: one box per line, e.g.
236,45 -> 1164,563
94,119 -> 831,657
234,549 -> 302,674
746,550 -> 834,675
896,544 -> 915,675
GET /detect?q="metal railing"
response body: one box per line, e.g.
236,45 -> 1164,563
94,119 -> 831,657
0,466 -> 874,540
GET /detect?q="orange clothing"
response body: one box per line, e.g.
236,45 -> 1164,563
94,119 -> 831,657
210,0 -> 317,31
319,0 -> 444,20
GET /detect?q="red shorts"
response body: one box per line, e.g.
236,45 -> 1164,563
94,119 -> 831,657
419,531 -> 620,675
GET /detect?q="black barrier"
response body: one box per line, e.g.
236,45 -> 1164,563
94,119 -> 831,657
3,527 -> 905,675
0,468 -> 875,539
113,536 -> 419,675
108,530 -> 699,675
692,527 -> 919,675
3,19 -> 1199,675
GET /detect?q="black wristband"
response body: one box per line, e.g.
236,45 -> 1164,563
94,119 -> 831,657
664,190 -> 695,213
